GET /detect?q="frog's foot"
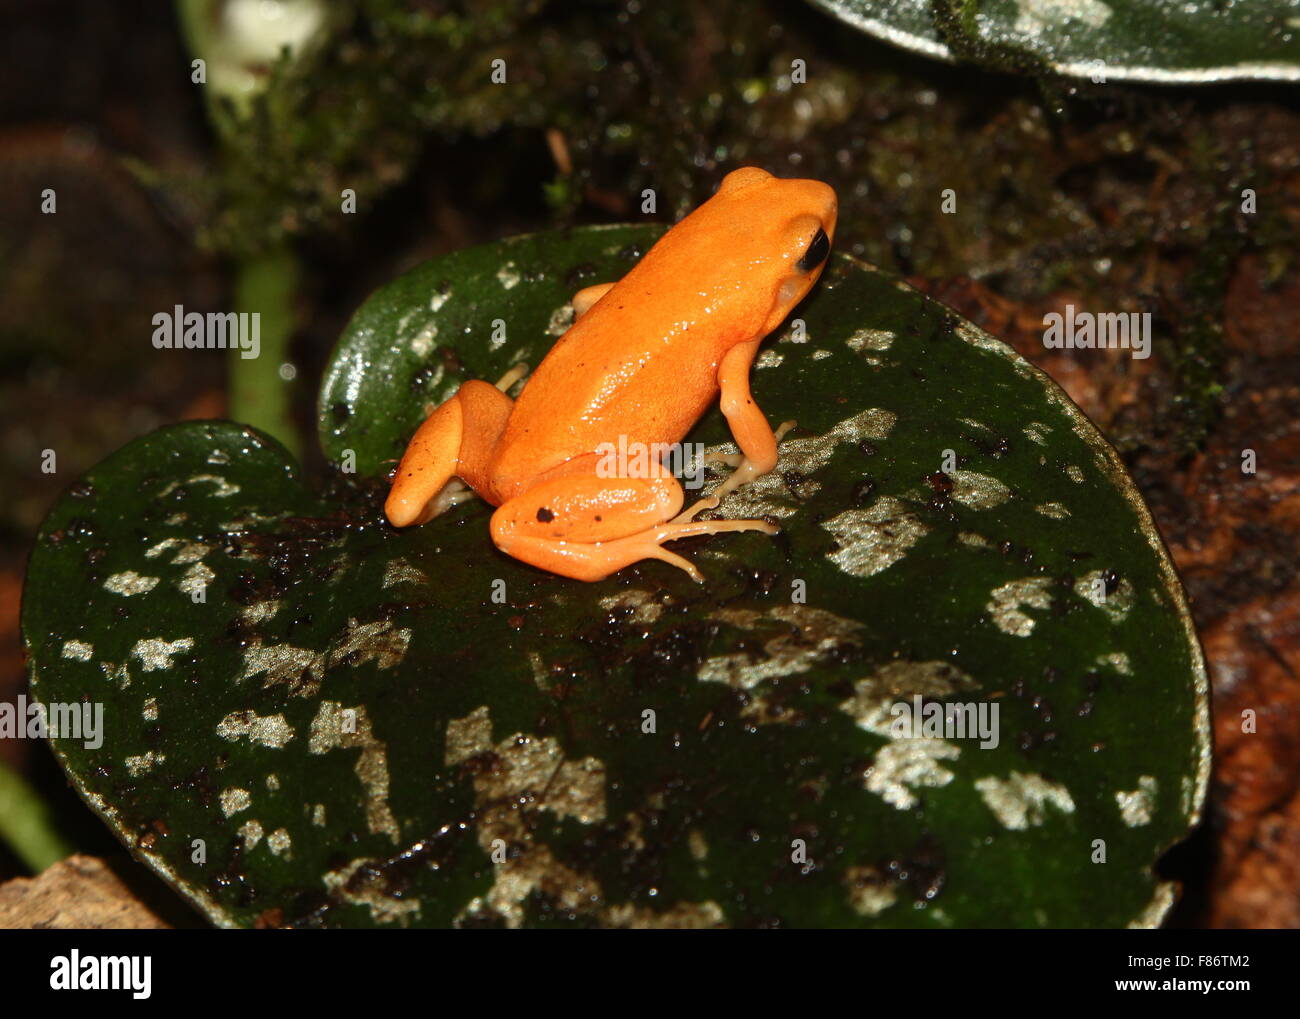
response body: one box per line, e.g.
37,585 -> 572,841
426,478 -> 478,518
702,450 -> 744,468
494,363 -> 529,392
489,471 -> 777,582
707,419 -> 796,502
671,495 -> 719,523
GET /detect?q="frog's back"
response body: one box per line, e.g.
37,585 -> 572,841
487,299 -> 736,494
486,175 -> 789,496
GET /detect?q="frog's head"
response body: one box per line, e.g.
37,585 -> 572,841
708,166 -> 839,336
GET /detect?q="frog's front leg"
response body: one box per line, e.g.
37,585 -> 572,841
385,379 -> 514,527
489,458 -> 777,582
677,341 -> 794,521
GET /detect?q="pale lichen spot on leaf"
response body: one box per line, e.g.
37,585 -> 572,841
329,618 -> 412,671
846,328 -> 895,352
987,578 -> 1053,637
822,496 -> 929,578
1116,776 -> 1158,827
309,701 -> 400,844
839,659 -> 978,810
950,470 -> 1012,510
445,706 -> 629,929
974,772 -> 1075,829
61,640 -> 93,661
445,706 -> 492,766
527,651 -> 551,691
238,641 -> 324,697
445,706 -> 605,826
323,857 -> 422,926
496,262 -> 521,290
179,562 -> 215,597
238,820 -> 262,851
131,637 -> 194,671
169,542 -> 211,565
410,323 -> 438,359
843,864 -> 900,917
267,828 -> 292,858
714,407 -> 896,520
99,660 -> 132,690
547,303 -> 575,337
382,557 -> 428,589
217,709 -> 295,749
839,660 -> 979,734
159,475 -> 241,499
868,739 -> 961,810
220,787 -> 252,817
124,751 -> 164,777
104,571 -> 160,597
144,538 -> 180,559
599,589 -> 667,625
697,605 -> 865,692
241,600 -> 280,625
601,901 -> 725,929
1023,422 -> 1051,446
1097,652 -> 1132,675
1035,501 -> 1070,519
1075,570 -> 1134,621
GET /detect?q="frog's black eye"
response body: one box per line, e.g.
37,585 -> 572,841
796,228 -> 830,272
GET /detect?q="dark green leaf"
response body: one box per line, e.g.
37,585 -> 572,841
808,0 -> 1300,83
24,226 -> 1209,927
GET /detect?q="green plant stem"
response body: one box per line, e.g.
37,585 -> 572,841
0,760 -> 76,873
231,245 -> 301,459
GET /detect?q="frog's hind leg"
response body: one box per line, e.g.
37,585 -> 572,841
385,379 -> 513,527
489,464 -> 778,583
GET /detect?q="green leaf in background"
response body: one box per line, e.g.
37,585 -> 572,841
23,225 -> 1209,927
808,0 -> 1300,83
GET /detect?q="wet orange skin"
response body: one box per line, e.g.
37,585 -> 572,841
385,167 -> 837,582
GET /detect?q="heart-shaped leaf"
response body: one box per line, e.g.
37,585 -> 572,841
808,0 -> 1300,83
24,225 -> 1209,927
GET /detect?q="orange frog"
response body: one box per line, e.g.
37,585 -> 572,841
384,167 -> 838,582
